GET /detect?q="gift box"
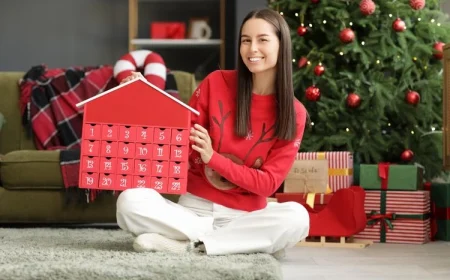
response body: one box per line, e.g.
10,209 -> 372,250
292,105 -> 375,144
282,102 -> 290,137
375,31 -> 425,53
284,159 -> 328,193
359,163 -> 423,191
354,190 -> 431,244
150,22 -> 186,39
295,152 -> 353,192
275,193 -> 332,211
430,183 -> 450,241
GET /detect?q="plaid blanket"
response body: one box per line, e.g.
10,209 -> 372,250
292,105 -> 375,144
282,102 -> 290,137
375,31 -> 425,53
20,64 -> 180,202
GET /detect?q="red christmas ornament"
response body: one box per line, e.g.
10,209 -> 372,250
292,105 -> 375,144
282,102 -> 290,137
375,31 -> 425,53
360,0 -> 376,16
346,93 -> 361,108
298,57 -> 308,68
401,149 -> 414,161
311,0 -> 320,3
433,42 -> 445,60
314,64 -> 325,76
410,0 -> 425,10
297,25 -> 307,36
305,85 -> 321,101
339,28 -> 355,43
405,90 -> 420,105
392,18 -> 406,32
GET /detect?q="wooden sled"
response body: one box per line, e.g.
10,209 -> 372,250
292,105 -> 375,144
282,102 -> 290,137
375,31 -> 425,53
296,236 -> 372,249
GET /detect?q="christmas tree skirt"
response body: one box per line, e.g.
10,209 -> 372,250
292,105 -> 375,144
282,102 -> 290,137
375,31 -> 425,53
0,228 -> 282,280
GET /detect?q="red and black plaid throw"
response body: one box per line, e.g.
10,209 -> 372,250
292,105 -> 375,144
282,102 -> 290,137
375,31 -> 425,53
19,64 -> 180,203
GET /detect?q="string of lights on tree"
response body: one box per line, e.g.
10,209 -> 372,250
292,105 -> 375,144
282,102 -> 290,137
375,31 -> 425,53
276,0 -> 445,162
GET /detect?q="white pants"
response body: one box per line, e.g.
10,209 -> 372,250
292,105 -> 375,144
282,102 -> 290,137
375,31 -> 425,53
116,188 -> 310,255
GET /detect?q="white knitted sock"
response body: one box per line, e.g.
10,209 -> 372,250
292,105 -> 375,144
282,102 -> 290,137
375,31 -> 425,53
133,233 -> 189,254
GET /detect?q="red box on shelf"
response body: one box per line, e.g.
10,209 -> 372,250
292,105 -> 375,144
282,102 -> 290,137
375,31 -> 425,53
150,22 -> 186,39
75,77 -> 199,194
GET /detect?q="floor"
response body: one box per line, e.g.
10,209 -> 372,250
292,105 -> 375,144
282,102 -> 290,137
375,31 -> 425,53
280,241 -> 450,280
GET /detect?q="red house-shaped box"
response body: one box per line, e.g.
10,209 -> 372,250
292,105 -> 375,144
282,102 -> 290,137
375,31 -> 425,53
75,77 -> 199,194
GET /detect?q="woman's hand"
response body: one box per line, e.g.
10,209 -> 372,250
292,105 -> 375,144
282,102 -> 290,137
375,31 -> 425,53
190,124 -> 214,164
120,71 -> 144,84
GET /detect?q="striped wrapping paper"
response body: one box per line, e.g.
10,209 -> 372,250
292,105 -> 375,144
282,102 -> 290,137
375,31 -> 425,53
354,190 -> 431,244
296,152 -> 353,192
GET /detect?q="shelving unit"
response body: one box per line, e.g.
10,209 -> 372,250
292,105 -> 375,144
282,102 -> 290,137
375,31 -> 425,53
128,0 -> 226,68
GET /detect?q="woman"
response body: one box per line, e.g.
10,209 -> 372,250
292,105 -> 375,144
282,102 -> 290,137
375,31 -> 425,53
116,8 -> 309,257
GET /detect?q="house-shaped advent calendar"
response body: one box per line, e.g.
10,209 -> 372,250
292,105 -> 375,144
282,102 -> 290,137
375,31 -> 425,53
75,77 -> 199,194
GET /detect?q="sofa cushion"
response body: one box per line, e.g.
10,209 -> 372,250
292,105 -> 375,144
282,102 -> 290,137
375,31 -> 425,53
0,150 -> 64,189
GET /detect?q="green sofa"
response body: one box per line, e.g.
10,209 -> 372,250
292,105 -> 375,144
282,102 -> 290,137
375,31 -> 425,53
0,71 -> 196,223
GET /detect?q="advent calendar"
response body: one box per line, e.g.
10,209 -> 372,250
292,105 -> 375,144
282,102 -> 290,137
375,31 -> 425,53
75,77 -> 199,194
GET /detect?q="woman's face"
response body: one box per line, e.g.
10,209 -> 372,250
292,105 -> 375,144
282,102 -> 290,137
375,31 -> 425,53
239,18 -> 279,75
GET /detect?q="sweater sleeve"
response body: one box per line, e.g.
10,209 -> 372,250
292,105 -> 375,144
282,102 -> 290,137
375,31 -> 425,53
206,105 -> 307,197
187,76 -> 210,166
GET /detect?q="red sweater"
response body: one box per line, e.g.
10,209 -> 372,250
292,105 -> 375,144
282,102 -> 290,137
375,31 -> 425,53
187,70 -> 307,211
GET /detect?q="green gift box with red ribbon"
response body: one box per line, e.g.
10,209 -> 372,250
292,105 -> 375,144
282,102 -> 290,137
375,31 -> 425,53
354,190 -> 431,244
430,183 -> 450,241
359,163 -> 423,191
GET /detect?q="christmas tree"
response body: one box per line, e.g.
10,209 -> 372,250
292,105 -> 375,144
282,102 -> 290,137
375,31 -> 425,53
269,0 -> 450,180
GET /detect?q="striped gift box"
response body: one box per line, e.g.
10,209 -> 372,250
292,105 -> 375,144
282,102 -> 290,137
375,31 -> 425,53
354,190 -> 431,244
296,152 -> 353,192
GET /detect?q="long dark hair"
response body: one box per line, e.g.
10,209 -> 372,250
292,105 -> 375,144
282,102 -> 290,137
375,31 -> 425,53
236,8 -> 297,140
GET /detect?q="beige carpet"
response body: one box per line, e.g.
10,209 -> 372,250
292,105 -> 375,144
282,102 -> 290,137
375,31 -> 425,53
0,228 -> 282,280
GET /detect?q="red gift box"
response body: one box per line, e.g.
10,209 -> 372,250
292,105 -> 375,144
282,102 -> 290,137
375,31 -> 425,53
275,193 -> 332,211
354,190 -> 431,244
150,22 -> 186,39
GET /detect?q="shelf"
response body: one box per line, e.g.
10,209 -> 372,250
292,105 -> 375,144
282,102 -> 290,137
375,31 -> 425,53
131,39 -> 222,47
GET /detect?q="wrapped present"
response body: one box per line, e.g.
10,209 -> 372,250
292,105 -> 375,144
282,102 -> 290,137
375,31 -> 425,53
275,193 -> 332,211
295,152 -> 353,192
150,22 -> 186,39
284,159 -> 328,193
354,190 -> 431,244
430,183 -> 450,241
359,163 -> 423,191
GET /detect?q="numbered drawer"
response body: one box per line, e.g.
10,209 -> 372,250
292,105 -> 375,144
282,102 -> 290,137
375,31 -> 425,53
102,124 -> 118,141
119,126 -> 136,142
117,142 -> 135,158
116,174 -> 132,189
152,144 -> 169,161
136,127 -> 154,143
169,162 -> 187,178
151,177 -> 168,192
99,157 -> 117,174
171,129 -> 189,145
81,156 -> 99,172
80,172 -> 99,188
83,123 -> 101,140
135,143 -> 152,159
82,140 -> 100,156
101,141 -> 118,157
153,128 -> 171,144
133,176 -> 151,188
134,159 -> 152,176
170,145 -> 188,161
117,158 -> 133,174
167,178 -> 187,194
99,173 -> 115,189
151,161 -> 169,177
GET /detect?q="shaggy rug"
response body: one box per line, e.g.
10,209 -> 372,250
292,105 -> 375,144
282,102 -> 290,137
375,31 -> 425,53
0,228 -> 282,280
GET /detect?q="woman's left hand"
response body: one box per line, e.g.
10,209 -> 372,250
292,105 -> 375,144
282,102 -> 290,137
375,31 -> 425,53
190,124 -> 214,164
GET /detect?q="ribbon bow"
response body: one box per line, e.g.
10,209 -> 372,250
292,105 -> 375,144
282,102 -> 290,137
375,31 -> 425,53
367,210 -> 396,231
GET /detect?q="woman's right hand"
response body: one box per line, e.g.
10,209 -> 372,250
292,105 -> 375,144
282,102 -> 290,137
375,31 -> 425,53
120,71 -> 144,84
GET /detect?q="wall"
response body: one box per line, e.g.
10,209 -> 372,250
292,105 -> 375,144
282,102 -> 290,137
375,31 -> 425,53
0,0 -> 223,77
0,0 -> 128,72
